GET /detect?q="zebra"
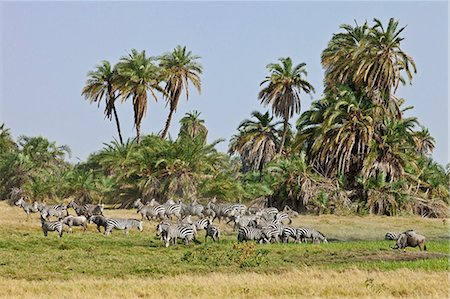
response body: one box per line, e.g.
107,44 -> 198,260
15,198 -> 39,219
62,215 -> 88,233
133,198 -> 163,221
274,212 -> 292,225
385,232 -> 399,240
40,216 -> 63,238
194,218 -> 211,231
232,214 -> 258,230
205,222 -> 220,242
262,226 -> 282,243
281,226 -> 301,243
104,218 -> 143,235
164,203 -> 182,220
237,227 -> 269,243
156,223 -> 195,247
187,200 -> 204,218
89,215 -> 108,233
297,227 -> 328,244
40,203 -> 67,220
256,207 -> 279,220
68,200 -> 103,217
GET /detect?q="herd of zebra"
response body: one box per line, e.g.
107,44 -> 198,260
13,197 -> 327,246
13,197 -> 427,250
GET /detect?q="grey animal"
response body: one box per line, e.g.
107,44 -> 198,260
104,218 -> 143,235
62,215 -> 88,233
68,200 -> 103,217
297,227 -> 328,244
392,230 -> 426,251
40,216 -> 63,238
15,198 -> 39,219
89,215 -> 108,233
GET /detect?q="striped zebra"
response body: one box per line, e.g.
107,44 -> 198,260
194,218 -> 211,231
205,223 -> 220,242
281,226 -> 301,243
262,226 -> 283,243
15,198 -> 39,219
237,227 -> 268,243
385,232 -> 399,240
164,203 -> 182,220
156,223 -> 195,247
39,203 -> 67,220
40,216 -> 63,238
104,218 -> 143,235
275,212 -> 291,225
297,227 -> 328,244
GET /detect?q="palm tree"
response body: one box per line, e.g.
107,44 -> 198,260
178,110 -> 208,141
116,49 -> 163,144
322,18 -> 416,106
159,45 -> 202,139
0,123 -> 17,154
229,111 -> 282,173
413,127 -> 435,156
259,57 -> 315,154
82,60 -> 124,144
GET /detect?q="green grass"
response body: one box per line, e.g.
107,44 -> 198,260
0,231 -> 448,280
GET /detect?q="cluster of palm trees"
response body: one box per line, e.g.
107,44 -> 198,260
1,18 -> 448,217
82,46 -> 202,144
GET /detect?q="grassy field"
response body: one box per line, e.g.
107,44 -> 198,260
0,201 -> 449,298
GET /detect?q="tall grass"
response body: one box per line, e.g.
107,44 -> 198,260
0,201 -> 449,298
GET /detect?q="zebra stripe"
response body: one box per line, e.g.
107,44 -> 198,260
40,217 -> 63,238
385,232 -> 398,240
237,227 -> 268,243
104,218 -> 143,235
205,224 -> 220,242
194,218 -> 211,231
281,226 -> 300,243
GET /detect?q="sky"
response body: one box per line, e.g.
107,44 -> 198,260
0,1 -> 448,165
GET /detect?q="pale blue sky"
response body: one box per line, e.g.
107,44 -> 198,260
1,1 -> 448,165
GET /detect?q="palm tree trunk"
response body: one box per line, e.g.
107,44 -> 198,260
279,117 -> 289,154
112,106 -> 124,145
136,123 -> 141,144
161,107 -> 176,139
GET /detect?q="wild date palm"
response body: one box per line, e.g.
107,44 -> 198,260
229,111 -> 282,173
116,49 -> 163,143
259,57 -> 314,154
159,45 -> 202,139
322,18 -> 416,107
178,110 -> 208,141
413,127 -> 435,156
82,60 -> 124,144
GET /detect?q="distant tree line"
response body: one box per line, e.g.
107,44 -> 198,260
1,19 -> 448,217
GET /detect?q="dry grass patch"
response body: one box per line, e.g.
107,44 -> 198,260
0,269 -> 448,299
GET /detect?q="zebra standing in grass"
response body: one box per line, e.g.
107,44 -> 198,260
40,203 -> 67,220
281,226 -> 301,243
164,202 -> 182,220
385,232 -> 399,240
297,227 -> 328,244
156,223 -> 195,247
194,218 -> 211,231
40,216 -> 63,238
237,226 -> 268,243
15,198 -> 39,219
104,218 -> 143,235
274,212 -> 291,225
205,222 -> 220,242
